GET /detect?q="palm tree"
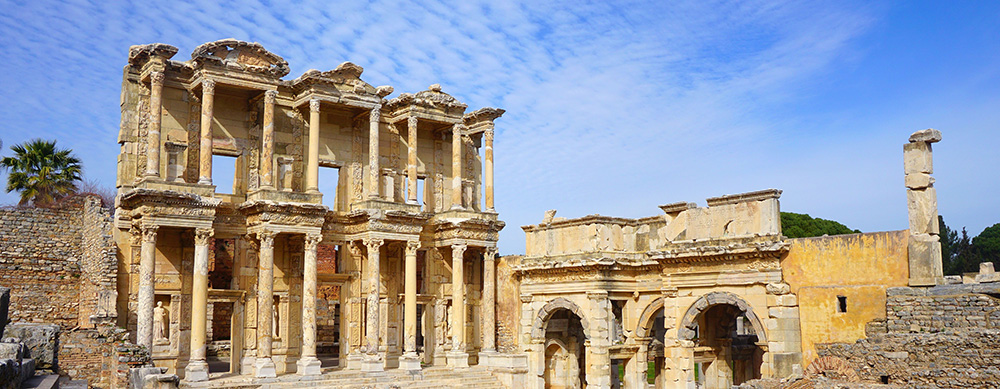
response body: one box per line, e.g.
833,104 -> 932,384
1,139 -> 82,207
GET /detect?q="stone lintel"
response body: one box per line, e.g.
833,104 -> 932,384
705,188 -> 782,207
658,201 -> 696,214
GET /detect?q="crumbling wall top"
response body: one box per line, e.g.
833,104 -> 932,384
127,43 -> 178,66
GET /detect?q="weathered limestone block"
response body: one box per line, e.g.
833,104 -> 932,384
904,172 -> 934,189
909,128 -> 942,143
906,187 -> 939,235
903,142 -> 933,175
4,323 -> 58,370
975,262 -> 1000,283
908,233 -> 944,286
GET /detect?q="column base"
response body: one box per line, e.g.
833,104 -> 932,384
400,353 -> 421,372
297,356 -> 323,376
446,351 -> 470,368
361,354 -> 384,372
346,352 -> 364,369
184,360 -> 210,382
478,350 -> 499,367
254,357 -> 277,378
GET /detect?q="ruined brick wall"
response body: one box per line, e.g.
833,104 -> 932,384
817,285 -> 1000,387
77,196 -> 118,327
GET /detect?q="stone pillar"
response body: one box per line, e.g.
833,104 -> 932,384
407,116 -> 419,205
450,124 -> 463,210
306,99 -> 321,193
368,105 -> 382,199
197,79 -> 215,184
481,247 -> 498,361
447,243 -> 469,367
255,230 -> 278,378
905,128 -> 945,286
137,224 -> 158,348
362,238 -> 384,372
586,290 -> 612,389
484,128 -> 495,212
145,71 -> 165,178
401,240 -> 421,372
185,228 -> 214,381
260,90 -> 278,190
346,241 -> 364,369
298,233 -> 323,375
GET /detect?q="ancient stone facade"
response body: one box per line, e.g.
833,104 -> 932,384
113,39 -> 504,382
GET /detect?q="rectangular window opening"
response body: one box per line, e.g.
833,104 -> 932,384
416,177 -> 426,210
837,295 -> 848,313
318,166 -> 340,210
880,375 -> 890,384
212,154 -> 238,195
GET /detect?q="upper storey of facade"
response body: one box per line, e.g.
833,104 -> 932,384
116,39 -> 502,222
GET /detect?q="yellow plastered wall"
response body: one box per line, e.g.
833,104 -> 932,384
781,230 -> 909,366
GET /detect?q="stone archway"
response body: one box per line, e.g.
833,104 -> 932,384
530,297 -> 591,389
633,298 -> 667,388
677,292 -> 766,343
531,297 -> 591,341
678,292 -> 767,388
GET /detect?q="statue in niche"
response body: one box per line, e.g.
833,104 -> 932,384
273,308 -> 279,339
153,301 -> 169,345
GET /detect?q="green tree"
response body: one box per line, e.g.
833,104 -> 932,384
780,212 -> 861,238
1,139 -> 82,207
970,223 -> 1000,267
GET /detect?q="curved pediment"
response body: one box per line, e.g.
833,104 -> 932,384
191,39 -> 290,77
386,84 -> 468,113
293,62 -> 392,98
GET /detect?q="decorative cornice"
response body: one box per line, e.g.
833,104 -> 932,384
705,189 -> 781,207
190,39 -> 289,78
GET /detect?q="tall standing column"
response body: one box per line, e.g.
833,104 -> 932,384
255,230 -> 278,378
484,127 -> 495,212
137,225 -> 158,348
186,228 -> 214,381
447,243 -> 469,367
298,233 -> 323,375
260,90 -> 278,190
145,71 -> 165,178
362,238 -> 384,372
306,99 -> 321,193
198,79 -> 215,184
450,124 -> 464,210
407,116 -> 419,205
345,241 -> 365,369
368,105 -> 382,199
481,247 -> 498,362
401,240 -> 421,371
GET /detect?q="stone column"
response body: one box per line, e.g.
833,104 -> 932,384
145,71 -> 165,178
186,228 -> 214,381
368,105 -> 382,199
298,233 -> 323,375
905,128 -> 945,286
197,79 -> 215,184
255,230 -> 278,378
137,224 -> 158,348
586,290 -> 612,389
480,247 -> 498,362
407,116 -> 419,205
447,243 -> 469,367
260,90 -> 278,190
484,128 -> 495,212
401,240 -> 421,371
450,124 -> 464,210
346,241 -> 365,369
306,99 -> 321,193
362,238 -> 384,372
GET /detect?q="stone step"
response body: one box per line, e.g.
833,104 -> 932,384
22,374 -> 60,389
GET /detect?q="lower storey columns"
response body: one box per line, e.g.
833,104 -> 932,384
137,225 -> 158,349
362,238 -> 385,372
185,228 -> 213,381
255,230 -> 278,378
479,247 -> 498,364
447,243 -> 469,368
297,233 -> 323,376
400,241 -> 421,372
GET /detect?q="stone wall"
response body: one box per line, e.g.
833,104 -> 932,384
817,284 -> 1000,387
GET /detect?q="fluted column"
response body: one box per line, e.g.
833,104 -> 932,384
484,128 -> 495,212
407,116 -> 419,205
298,233 -> 323,375
186,228 -> 213,381
368,105 -> 382,199
306,99 -> 321,193
255,230 -> 278,378
137,225 -> 158,348
481,247 -> 498,356
361,238 -> 384,372
401,240 -> 421,371
145,71 -> 165,178
447,243 -> 469,367
197,79 -> 215,184
450,124 -> 464,210
260,90 -> 278,190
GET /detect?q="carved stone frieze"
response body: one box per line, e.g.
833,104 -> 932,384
240,199 -> 328,228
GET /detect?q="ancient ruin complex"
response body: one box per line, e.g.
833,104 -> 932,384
0,40 -> 997,389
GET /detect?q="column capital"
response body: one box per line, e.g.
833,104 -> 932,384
194,228 -> 214,246
150,71 -> 165,85
257,230 -> 277,249
484,246 -> 498,260
587,290 -> 609,300
364,237 -> 384,251
484,128 -> 494,143
370,104 -> 382,120
407,115 -> 418,130
304,233 -> 323,250
451,123 -> 464,134
405,240 -> 420,255
348,240 -> 364,257
140,225 -> 159,243
202,79 -> 216,95
264,89 -> 278,104
310,98 -> 321,112
451,243 -> 467,256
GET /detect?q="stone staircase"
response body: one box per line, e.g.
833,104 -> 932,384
183,366 -> 505,389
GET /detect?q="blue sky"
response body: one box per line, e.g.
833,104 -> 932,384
0,1 -> 997,254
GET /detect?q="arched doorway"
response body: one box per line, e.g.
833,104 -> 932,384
634,299 -> 667,388
679,292 -> 765,389
543,309 -> 586,388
